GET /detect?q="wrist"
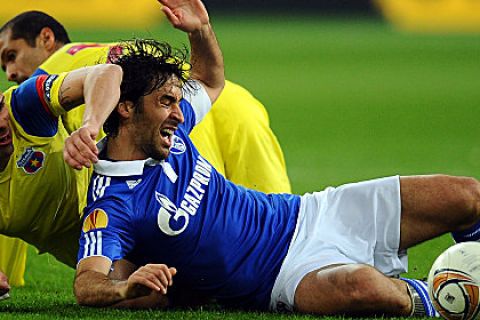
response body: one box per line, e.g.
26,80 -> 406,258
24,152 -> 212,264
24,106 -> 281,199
81,121 -> 101,136
117,280 -> 130,300
188,23 -> 213,39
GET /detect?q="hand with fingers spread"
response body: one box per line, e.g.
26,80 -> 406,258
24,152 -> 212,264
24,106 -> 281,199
158,0 -> 209,32
124,264 -> 177,299
64,126 -> 99,170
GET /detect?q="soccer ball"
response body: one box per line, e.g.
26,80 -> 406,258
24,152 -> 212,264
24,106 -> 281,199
428,242 -> 480,320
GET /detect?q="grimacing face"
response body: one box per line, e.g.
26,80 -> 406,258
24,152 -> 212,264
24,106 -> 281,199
130,76 -> 185,161
0,29 -> 51,84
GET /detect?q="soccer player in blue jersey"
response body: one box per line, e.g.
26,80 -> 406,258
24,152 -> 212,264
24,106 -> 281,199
65,0 -> 480,317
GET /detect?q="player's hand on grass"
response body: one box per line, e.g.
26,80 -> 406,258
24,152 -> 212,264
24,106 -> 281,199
158,0 -> 209,33
0,271 -> 10,301
124,264 -> 177,299
64,126 -> 99,170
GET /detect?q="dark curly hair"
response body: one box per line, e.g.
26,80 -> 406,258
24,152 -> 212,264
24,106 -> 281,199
0,11 -> 70,47
104,39 -> 192,137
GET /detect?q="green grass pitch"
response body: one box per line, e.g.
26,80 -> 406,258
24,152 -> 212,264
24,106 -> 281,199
1,14 -> 480,319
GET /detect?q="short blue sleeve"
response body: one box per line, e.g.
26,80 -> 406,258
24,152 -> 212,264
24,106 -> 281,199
31,68 -> 48,77
78,202 -> 136,264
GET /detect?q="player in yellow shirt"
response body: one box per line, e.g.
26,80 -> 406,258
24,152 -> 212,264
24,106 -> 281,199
0,63 -> 123,298
0,9 -> 291,287
0,11 -> 291,193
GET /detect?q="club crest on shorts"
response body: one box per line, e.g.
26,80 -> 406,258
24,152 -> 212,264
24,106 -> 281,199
170,135 -> 186,155
83,208 -> 109,232
16,147 -> 45,174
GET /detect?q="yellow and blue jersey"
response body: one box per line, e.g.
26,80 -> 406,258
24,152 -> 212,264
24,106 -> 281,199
0,73 -> 89,267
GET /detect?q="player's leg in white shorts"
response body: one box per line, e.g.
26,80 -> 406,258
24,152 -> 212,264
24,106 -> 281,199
270,176 -> 406,312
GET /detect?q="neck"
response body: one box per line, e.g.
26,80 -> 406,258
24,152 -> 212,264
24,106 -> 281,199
55,42 -> 66,51
105,135 -> 146,161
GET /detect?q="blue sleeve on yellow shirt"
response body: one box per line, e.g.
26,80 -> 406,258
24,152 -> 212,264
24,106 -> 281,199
10,75 -> 58,137
32,68 -> 48,77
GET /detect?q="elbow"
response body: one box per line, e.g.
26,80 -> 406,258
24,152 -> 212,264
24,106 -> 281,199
94,64 -> 123,83
73,272 -> 104,307
103,64 -> 123,83
74,281 -> 90,306
209,74 -> 225,104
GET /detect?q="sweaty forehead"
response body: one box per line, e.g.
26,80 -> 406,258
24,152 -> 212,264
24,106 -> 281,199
159,76 -> 183,95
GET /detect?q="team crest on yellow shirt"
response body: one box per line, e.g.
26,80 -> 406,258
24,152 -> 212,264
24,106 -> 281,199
16,147 -> 45,174
83,208 -> 109,232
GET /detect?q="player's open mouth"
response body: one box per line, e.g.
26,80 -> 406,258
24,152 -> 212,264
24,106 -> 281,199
0,130 -> 11,147
160,128 -> 175,146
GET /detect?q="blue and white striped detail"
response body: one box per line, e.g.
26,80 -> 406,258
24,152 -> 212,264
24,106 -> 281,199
452,220 -> 480,243
402,278 -> 439,317
91,176 -> 111,201
82,231 -> 103,258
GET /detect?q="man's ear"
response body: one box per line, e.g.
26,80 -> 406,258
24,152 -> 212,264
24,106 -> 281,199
37,27 -> 57,52
117,101 -> 135,119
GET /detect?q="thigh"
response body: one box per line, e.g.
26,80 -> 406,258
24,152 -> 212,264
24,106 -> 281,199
271,176 -> 406,311
399,175 -> 479,250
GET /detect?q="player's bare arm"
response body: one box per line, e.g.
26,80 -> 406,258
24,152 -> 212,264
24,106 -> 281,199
61,64 -> 123,169
158,0 -> 224,103
75,256 -> 176,308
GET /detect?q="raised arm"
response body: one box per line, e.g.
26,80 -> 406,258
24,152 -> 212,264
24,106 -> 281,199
60,64 -> 123,169
75,256 -> 176,308
59,64 -> 123,132
159,0 -> 225,103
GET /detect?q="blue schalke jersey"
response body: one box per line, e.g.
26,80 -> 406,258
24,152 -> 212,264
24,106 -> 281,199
79,83 -> 301,309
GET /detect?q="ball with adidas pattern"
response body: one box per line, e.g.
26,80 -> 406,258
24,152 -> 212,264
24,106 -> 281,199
428,241 -> 480,320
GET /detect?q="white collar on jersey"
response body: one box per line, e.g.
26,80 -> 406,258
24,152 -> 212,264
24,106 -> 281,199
93,138 -> 178,183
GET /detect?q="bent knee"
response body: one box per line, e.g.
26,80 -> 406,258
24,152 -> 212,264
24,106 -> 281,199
344,265 -> 389,304
295,264 -> 409,316
448,176 -> 480,226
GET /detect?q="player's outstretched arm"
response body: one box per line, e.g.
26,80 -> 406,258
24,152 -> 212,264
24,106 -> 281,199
75,256 -> 176,308
158,0 -> 224,103
61,64 -> 123,169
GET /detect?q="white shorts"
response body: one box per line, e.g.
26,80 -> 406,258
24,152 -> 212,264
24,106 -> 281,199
270,176 -> 407,312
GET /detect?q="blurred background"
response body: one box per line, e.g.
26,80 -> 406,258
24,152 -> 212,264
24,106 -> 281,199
1,0 -> 480,282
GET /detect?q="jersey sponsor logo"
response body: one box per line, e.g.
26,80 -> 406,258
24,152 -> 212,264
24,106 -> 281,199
156,192 -> 185,236
43,74 -> 58,103
83,208 -> 109,232
16,147 -> 45,174
156,155 -> 212,236
169,135 -> 186,155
